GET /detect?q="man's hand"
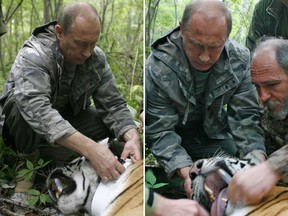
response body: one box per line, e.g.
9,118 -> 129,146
177,166 -> 193,198
87,143 -> 125,181
56,131 -> 125,181
121,128 -> 142,162
227,161 -> 281,205
152,195 -> 209,216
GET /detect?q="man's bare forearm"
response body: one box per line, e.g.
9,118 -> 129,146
56,131 -> 96,158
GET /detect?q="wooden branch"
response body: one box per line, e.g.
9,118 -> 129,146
0,206 -> 24,216
0,197 -> 55,216
129,47 -> 139,100
0,197 -> 29,209
6,0 -> 24,23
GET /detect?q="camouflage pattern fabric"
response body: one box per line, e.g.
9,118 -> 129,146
261,110 -> 288,156
145,27 -> 266,177
0,21 -> 136,149
246,0 -> 288,51
262,110 -> 288,182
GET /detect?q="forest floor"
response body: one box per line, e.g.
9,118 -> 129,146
0,193 -> 62,216
0,172 -> 64,216
0,147 -> 76,216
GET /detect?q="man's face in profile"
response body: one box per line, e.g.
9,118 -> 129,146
251,50 -> 288,120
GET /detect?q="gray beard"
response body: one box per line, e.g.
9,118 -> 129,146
265,98 -> 288,120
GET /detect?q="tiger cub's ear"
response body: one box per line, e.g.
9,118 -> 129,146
108,138 -> 125,158
98,137 -> 126,159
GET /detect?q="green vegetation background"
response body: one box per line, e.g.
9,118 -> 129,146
0,0 -> 143,115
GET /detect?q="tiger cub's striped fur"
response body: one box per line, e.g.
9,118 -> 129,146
228,186 -> 288,216
189,152 -> 288,216
47,157 -> 143,216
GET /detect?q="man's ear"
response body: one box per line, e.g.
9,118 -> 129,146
179,20 -> 183,37
55,24 -> 62,39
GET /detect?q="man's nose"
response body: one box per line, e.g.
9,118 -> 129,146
258,88 -> 271,104
82,46 -> 93,58
199,48 -> 210,62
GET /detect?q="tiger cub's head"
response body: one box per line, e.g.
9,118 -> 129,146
46,156 -> 99,215
190,152 -> 261,215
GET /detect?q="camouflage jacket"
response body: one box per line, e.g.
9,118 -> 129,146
145,27 -> 265,177
246,0 -> 288,51
262,110 -> 288,156
262,111 -> 288,181
0,21 -> 136,144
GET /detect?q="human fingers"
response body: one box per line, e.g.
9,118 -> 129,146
227,178 -> 239,204
115,160 -> 125,174
88,147 -> 122,181
184,177 -> 193,199
241,190 -> 265,205
172,199 -> 209,216
103,160 -> 125,181
120,147 -> 129,160
121,142 -> 142,162
198,205 -> 209,216
192,201 -> 209,216
129,150 -> 142,162
227,172 -> 254,205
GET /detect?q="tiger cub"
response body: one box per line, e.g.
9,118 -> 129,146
189,152 -> 288,216
47,154 -> 143,215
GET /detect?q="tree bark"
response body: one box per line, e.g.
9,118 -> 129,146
0,0 -> 7,37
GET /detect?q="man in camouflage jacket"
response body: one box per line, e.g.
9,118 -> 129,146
228,38 -> 288,205
146,0 -> 265,197
246,0 -> 288,51
0,2 -> 141,190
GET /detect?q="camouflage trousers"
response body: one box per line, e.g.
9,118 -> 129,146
175,120 -> 237,161
2,104 -> 114,163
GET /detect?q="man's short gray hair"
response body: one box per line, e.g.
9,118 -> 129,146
254,37 -> 288,74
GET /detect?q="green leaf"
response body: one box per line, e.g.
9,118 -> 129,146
37,158 -> 44,166
152,183 -> 168,189
42,160 -> 51,167
45,194 -> 53,204
40,194 -> 47,204
43,161 -> 51,167
28,189 -> 40,196
35,159 -> 51,169
131,85 -> 143,94
145,182 -> 152,188
145,169 -> 156,186
29,196 -> 38,207
26,160 -> 34,170
23,172 -> 33,181
7,166 -> 15,178
16,169 -> 31,178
